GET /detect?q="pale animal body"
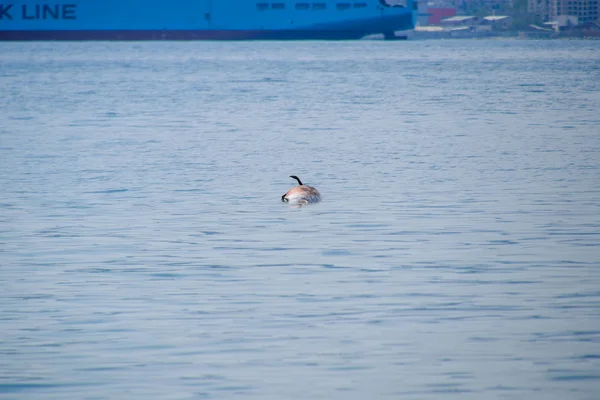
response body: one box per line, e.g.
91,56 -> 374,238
281,176 -> 321,206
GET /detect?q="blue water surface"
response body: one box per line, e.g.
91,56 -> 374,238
1,39 -> 600,400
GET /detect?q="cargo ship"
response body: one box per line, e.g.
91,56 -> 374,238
0,0 -> 417,40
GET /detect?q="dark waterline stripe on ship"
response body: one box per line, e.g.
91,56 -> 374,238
0,29 -> 376,41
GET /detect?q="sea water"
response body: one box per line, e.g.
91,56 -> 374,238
1,39 -> 599,399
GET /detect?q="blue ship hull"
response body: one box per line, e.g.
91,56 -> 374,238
0,0 -> 417,40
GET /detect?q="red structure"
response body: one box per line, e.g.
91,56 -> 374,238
427,8 -> 456,25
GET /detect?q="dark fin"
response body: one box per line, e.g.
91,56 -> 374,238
290,175 -> 303,185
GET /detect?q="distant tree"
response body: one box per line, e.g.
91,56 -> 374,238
510,0 -> 542,29
512,0 -> 528,12
481,7 -> 494,17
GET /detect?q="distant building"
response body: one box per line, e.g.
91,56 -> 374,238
570,20 -> 600,35
532,0 -> 552,22
529,0 -> 600,23
413,11 -> 516,37
482,15 -> 512,29
451,0 -> 514,14
565,0 -> 600,22
440,15 -> 479,26
427,7 -> 457,24
426,0 -> 460,7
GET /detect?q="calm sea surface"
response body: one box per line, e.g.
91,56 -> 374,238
1,39 -> 599,400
